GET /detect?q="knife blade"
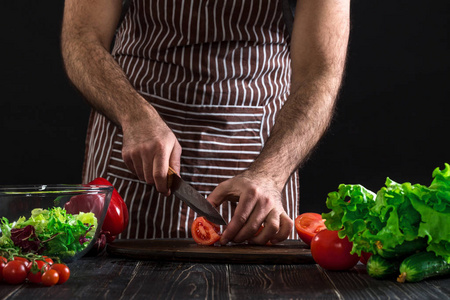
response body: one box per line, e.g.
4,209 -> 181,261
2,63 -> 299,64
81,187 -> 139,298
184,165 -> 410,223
167,167 -> 227,225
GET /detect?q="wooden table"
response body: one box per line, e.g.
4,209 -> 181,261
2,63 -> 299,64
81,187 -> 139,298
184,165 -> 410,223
1,249 -> 449,299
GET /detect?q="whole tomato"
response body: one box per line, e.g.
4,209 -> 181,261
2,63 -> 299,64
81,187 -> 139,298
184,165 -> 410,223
310,229 -> 360,271
42,269 -> 59,287
42,256 -> 54,265
13,257 -> 31,273
359,251 -> 373,265
3,260 -> 28,284
0,256 -> 7,281
27,260 -> 50,284
295,213 -> 327,246
50,263 -> 71,284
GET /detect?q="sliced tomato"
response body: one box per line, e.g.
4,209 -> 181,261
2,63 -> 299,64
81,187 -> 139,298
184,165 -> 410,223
295,213 -> 327,246
191,217 -> 221,246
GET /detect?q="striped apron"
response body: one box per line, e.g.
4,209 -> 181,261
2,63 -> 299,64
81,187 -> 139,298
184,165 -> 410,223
82,0 -> 300,239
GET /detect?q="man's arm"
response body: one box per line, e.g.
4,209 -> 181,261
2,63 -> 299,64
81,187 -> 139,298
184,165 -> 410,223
208,0 -> 351,245
61,0 -> 182,194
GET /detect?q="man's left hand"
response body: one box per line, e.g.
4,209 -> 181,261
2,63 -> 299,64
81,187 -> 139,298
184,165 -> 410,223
207,172 -> 293,245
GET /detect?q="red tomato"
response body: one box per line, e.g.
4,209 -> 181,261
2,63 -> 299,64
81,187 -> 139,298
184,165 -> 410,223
89,178 -> 129,237
310,229 -> 360,271
50,264 -> 71,284
3,260 -> 28,284
295,213 -> 327,246
27,260 -> 49,283
27,270 -> 43,284
359,251 -> 373,265
42,269 -> 59,286
0,257 -> 6,281
191,217 -> 221,245
42,256 -> 54,265
13,257 -> 31,273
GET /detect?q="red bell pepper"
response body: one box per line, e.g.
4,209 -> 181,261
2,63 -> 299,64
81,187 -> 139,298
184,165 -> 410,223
89,178 -> 129,241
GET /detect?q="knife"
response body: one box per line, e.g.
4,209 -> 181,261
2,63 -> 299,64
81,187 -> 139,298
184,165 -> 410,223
167,167 -> 227,225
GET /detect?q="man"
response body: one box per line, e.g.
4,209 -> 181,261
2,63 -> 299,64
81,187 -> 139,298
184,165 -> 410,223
61,0 -> 350,245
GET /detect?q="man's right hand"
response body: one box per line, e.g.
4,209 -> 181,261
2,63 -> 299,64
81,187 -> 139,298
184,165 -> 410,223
61,0 -> 182,196
121,113 -> 182,196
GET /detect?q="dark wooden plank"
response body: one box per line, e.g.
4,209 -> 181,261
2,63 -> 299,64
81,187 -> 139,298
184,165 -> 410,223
322,263 -> 450,300
0,255 -> 137,300
107,239 -> 314,264
1,256 -> 449,300
227,264 -> 340,299
119,261 -> 230,299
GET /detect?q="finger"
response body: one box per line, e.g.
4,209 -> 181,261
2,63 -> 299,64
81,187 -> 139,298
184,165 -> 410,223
219,193 -> 257,245
169,141 -> 182,175
124,151 -> 146,182
122,151 -> 137,177
207,181 -> 233,208
232,202 -> 270,243
248,209 -> 280,245
269,212 -> 294,245
142,152 -> 155,185
152,145 -> 170,196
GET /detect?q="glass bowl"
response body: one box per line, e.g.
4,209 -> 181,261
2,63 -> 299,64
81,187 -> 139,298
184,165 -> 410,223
0,184 -> 113,262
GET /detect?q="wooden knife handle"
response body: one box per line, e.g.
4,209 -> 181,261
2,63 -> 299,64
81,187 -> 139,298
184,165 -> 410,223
167,166 -> 177,188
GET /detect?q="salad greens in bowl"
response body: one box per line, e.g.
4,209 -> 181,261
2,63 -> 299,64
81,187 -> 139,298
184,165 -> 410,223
0,184 -> 113,263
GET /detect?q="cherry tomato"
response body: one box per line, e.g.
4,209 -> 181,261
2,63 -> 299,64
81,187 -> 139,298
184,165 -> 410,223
13,257 -> 31,273
42,256 -> 54,265
27,270 -> 43,284
50,263 -> 71,284
42,269 -> 59,286
0,257 -> 6,281
295,213 -> 327,246
191,217 -> 221,245
310,229 -> 360,271
3,260 -> 27,284
27,260 -> 49,284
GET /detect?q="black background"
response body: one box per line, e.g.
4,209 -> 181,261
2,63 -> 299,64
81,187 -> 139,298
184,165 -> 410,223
2,1 -> 449,214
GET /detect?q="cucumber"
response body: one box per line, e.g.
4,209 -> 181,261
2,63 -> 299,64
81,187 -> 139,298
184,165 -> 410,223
366,255 -> 400,279
376,237 -> 427,259
397,251 -> 450,283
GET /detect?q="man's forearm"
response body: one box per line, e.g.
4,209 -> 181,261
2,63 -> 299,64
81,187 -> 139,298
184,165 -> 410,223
247,72 -> 342,191
247,0 -> 350,191
61,32 -> 158,129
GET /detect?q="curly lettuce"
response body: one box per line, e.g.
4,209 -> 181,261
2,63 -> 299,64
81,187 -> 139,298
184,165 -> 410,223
0,207 -> 97,259
323,163 -> 450,263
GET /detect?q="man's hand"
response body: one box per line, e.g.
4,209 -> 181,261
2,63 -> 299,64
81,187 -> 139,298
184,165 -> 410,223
61,0 -> 182,195
121,116 -> 182,196
207,171 -> 293,245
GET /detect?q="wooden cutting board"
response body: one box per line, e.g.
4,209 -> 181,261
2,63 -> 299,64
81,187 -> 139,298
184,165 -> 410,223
107,239 -> 314,264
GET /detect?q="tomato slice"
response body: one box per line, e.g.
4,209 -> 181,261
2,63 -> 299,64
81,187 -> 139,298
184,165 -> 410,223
295,213 -> 326,246
191,217 -> 221,246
